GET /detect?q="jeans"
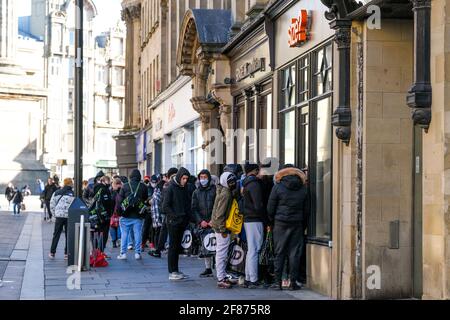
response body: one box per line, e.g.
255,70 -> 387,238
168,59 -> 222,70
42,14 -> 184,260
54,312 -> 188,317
110,226 -> 121,242
50,218 -> 67,255
13,203 -> 21,215
273,222 -> 303,283
244,222 -> 264,283
215,232 -> 231,281
119,217 -> 143,255
167,223 -> 185,274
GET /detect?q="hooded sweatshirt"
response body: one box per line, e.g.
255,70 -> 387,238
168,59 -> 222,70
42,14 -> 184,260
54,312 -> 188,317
191,169 -> 216,224
162,167 -> 192,226
211,172 -> 233,234
267,167 -> 309,225
118,169 -> 148,219
242,174 -> 268,223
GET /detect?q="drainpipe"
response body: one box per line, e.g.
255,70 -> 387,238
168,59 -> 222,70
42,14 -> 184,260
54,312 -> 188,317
407,0 -> 432,131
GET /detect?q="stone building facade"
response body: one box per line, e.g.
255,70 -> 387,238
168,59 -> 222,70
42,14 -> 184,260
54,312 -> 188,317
0,0 -> 48,191
121,0 -> 449,299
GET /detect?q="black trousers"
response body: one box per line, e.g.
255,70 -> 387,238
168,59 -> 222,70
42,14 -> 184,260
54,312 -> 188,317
45,200 -> 52,219
167,223 -> 185,273
50,217 -> 67,254
141,214 -> 152,246
273,222 -> 303,283
156,217 -> 168,253
92,224 -> 110,252
152,227 -> 161,246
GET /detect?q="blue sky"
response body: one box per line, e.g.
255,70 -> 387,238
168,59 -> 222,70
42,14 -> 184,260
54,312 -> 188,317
17,0 -> 123,35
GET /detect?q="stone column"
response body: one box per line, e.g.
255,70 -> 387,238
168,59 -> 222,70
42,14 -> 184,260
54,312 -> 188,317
0,0 -> 22,74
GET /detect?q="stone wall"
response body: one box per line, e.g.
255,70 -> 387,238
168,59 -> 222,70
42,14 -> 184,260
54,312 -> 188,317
362,20 -> 414,299
422,0 -> 450,300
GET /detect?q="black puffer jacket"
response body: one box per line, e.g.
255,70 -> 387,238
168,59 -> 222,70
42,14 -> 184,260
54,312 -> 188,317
44,183 -> 58,201
267,168 -> 309,225
163,167 -> 192,227
242,175 -> 268,224
118,169 -> 148,219
191,169 -> 216,224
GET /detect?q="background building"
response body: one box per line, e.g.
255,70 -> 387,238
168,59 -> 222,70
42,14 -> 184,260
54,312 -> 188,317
0,0 -> 48,192
18,0 -> 125,179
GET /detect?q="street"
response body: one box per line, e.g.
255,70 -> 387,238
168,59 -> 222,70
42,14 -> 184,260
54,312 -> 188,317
0,197 -> 328,300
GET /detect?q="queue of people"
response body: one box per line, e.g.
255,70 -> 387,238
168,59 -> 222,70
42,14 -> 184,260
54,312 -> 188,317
40,161 -> 309,292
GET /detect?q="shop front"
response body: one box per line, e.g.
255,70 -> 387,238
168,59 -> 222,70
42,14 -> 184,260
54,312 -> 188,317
222,13 -> 274,166
268,0 -> 335,296
150,76 -> 206,176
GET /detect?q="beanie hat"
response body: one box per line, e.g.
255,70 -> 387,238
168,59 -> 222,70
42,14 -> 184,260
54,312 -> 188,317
167,167 -> 178,178
150,175 -> 159,183
244,162 -> 259,175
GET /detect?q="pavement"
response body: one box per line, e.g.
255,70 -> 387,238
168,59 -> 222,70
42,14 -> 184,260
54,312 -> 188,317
0,196 -> 329,300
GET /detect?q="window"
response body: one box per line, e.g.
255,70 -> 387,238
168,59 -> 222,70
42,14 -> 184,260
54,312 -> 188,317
171,130 -> 185,168
189,123 -> 206,174
110,99 -> 122,123
279,42 -> 333,242
114,67 -> 123,86
281,64 -> 296,109
96,97 -> 108,122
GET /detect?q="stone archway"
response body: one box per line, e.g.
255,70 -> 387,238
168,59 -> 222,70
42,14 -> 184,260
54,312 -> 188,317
177,9 -> 234,172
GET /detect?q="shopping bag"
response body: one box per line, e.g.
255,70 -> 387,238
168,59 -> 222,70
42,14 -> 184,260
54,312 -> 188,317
198,228 -> 217,258
225,199 -> 243,234
226,239 -> 247,275
181,226 -> 194,256
20,203 -> 26,211
110,213 -> 120,228
259,230 -> 275,266
89,232 -> 108,268
89,248 -> 108,268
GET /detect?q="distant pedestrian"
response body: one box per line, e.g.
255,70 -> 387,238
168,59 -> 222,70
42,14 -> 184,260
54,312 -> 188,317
12,188 -> 24,216
191,169 -> 216,278
5,182 -> 15,209
163,167 -> 192,280
43,178 -> 58,221
48,178 -> 75,260
117,169 -> 148,260
110,177 -> 123,249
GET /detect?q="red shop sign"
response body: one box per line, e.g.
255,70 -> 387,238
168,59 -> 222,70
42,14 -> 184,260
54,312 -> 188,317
288,10 -> 311,47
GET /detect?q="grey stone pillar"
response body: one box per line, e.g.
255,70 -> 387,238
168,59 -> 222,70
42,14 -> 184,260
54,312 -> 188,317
0,0 -> 22,74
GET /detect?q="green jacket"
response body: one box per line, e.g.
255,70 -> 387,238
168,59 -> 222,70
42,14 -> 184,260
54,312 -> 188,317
210,184 -> 232,234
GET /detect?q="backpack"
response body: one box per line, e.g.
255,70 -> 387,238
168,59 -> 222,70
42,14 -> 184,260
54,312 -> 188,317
88,189 -> 108,229
120,183 -> 145,215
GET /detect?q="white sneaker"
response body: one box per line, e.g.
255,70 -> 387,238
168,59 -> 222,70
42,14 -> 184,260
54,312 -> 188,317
127,245 -> 133,250
176,272 -> 189,279
117,253 -> 127,260
135,253 -> 141,260
169,272 -> 185,281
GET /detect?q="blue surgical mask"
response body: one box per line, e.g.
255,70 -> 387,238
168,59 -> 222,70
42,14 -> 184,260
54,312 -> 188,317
200,179 -> 209,187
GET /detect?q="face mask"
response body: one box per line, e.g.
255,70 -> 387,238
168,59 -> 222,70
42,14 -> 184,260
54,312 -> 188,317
150,182 -> 157,188
200,179 -> 209,187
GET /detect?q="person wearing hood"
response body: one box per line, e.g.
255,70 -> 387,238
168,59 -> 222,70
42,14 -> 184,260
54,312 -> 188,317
210,172 -> 237,289
92,176 -> 114,253
267,167 -> 309,291
162,167 -> 192,281
240,163 -> 267,289
191,169 -> 217,278
149,168 -> 178,258
43,178 -> 58,221
48,178 -> 75,260
83,171 -> 104,206
117,169 -> 148,260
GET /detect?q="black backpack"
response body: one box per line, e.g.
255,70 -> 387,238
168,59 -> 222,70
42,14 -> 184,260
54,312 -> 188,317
88,189 -> 108,229
120,183 -> 145,215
